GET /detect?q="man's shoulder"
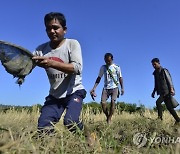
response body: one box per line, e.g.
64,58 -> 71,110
112,63 -> 120,67
101,65 -> 106,69
65,38 -> 80,45
163,68 -> 171,75
163,68 -> 169,71
160,67 -> 169,73
99,65 -> 107,72
112,63 -> 120,71
36,42 -> 49,50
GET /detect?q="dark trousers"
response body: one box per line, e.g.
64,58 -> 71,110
38,89 -> 86,133
156,95 -> 180,122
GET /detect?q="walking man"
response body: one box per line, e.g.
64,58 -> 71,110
151,58 -> 180,124
90,53 -> 124,124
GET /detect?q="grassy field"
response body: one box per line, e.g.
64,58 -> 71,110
0,106 -> 179,154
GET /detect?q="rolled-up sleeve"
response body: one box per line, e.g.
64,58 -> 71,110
98,66 -> 104,78
69,40 -> 83,75
117,66 -> 122,78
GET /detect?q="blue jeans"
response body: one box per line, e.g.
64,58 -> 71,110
38,89 -> 86,132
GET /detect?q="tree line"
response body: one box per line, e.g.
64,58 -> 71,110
1,101 -> 178,114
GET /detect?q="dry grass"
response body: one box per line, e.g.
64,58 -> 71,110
0,107 -> 179,154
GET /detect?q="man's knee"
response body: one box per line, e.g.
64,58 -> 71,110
101,101 -> 107,110
101,101 -> 107,107
38,104 -> 59,128
64,118 -> 72,125
64,118 -> 83,131
38,115 -> 56,128
111,103 -> 115,109
111,99 -> 115,105
166,104 -> 174,112
156,101 -> 162,107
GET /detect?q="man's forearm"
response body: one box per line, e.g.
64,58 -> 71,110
119,77 -> 124,89
92,77 -> 101,91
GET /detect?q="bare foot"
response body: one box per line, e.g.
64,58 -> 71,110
86,132 -> 102,152
86,132 -> 96,147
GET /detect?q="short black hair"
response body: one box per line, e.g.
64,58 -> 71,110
104,53 -> 113,60
151,58 -> 160,63
44,12 -> 66,28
